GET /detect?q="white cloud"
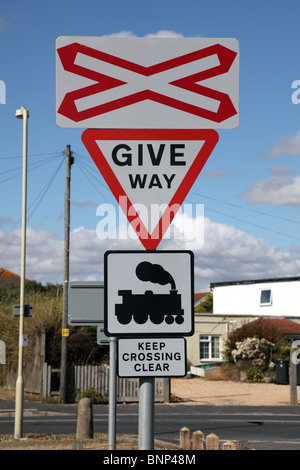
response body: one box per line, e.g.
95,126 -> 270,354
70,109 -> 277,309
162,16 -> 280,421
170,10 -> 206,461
1,213 -> 300,291
270,166 -> 296,175
241,176 -> 300,206
259,130 -> 300,158
144,30 -> 184,38
107,30 -> 137,37
200,169 -> 229,178
108,30 -> 184,38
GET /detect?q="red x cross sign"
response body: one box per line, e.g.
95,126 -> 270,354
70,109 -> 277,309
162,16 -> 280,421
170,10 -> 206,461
56,39 -> 238,127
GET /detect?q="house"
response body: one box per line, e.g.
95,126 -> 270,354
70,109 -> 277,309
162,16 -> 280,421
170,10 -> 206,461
194,292 -> 209,309
243,317 -> 300,339
186,276 -> 300,373
210,276 -> 300,318
0,268 -> 22,287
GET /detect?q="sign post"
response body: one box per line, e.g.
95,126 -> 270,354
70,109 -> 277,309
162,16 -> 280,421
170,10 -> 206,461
104,250 -> 193,450
56,35 -> 239,451
138,377 -> 155,450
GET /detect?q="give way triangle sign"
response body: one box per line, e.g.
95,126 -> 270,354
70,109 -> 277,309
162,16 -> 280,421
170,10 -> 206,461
81,129 -> 218,250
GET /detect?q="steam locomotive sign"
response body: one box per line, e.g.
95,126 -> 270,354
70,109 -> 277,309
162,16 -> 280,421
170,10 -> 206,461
104,250 -> 194,337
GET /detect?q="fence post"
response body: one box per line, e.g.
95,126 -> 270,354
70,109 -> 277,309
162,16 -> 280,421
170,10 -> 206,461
236,440 -> 248,450
206,433 -> 219,450
180,427 -> 191,449
193,430 -> 205,450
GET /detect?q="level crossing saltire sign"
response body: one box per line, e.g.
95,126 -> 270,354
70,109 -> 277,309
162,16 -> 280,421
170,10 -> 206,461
81,128 -> 218,250
104,250 -> 194,337
56,36 -> 239,129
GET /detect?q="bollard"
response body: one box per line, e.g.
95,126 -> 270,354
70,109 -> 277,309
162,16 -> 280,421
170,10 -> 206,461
221,441 -> 237,450
180,427 -> 191,449
193,430 -> 205,450
206,433 -> 219,450
76,397 -> 94,440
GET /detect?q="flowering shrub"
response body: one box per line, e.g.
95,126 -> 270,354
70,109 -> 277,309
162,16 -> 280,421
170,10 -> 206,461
246,366 -> 264,383
231,337 -> 274,369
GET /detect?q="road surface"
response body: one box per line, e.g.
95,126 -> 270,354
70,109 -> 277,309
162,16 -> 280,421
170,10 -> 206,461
1,400 -> 300,449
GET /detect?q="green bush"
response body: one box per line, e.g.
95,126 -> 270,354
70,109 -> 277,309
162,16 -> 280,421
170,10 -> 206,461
0,281 -> 108,376
246,366 -> 264,383
75,388 -> 108,404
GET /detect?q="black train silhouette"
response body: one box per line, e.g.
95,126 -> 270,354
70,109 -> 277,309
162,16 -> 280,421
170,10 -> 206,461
115,261 -> 184,325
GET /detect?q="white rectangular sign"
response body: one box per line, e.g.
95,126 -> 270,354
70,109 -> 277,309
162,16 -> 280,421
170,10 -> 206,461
104,250 -> 194,337
56,36 -> 239,129
118,338 -> 186,377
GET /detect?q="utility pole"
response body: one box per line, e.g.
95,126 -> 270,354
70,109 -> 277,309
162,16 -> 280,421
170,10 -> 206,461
59,145 -> 73,403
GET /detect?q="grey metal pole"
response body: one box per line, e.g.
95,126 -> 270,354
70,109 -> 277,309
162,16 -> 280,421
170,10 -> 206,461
14,106 -> 29,439
290,343 -> 298,405
138,377 -> 155,450
108,337 -> 117,449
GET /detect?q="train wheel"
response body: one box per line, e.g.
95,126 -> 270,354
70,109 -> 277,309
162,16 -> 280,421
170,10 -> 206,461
151,312 -> 164,324
115,305 -> 132,324
165,314 -> 174,324
133,312 -> 148,324
117,314 -> 132,325
175,315 -> 184,324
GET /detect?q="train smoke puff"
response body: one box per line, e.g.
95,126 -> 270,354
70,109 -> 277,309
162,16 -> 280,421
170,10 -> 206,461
136,261 -> 176,290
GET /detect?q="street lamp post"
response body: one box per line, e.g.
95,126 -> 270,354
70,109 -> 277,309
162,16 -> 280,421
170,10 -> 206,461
14,106 -> 29,439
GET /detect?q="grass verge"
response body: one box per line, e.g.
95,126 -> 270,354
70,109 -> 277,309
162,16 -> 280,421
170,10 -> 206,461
0,433 -> 179,451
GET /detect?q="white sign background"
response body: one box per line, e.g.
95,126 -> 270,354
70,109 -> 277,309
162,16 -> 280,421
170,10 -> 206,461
96,139 -> 205,230
56,36 -> 239,129
104,250 -> 194,337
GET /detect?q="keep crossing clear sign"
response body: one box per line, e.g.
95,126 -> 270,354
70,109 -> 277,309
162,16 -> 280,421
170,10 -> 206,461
117,338 -> 186,377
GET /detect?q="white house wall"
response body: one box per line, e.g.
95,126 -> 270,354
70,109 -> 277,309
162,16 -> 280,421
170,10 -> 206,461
213,280 -> 300,317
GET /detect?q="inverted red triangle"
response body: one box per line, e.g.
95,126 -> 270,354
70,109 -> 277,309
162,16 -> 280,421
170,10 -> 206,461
81,129 -> 218,250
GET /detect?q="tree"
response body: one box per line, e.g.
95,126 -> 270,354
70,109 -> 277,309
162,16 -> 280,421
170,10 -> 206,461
195,292 -> 213,313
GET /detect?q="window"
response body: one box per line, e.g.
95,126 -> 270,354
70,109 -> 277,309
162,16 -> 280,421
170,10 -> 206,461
260,289 -> 272,306
200,335 -> 221,360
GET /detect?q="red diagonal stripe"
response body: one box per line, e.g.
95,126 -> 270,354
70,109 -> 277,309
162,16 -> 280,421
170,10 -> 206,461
58,42 -> 236,79
57,42 -> 237,123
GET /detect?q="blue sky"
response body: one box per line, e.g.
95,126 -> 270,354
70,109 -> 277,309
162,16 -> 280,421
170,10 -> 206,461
1,0 -> 300,291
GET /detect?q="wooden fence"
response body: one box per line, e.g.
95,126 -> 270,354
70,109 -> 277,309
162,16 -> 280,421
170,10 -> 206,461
42,363 -> 169,403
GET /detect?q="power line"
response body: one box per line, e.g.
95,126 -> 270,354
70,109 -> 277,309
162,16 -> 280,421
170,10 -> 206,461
75,156 -> 113,204
0,151 -> 64,160
0,157 -> 65,259
201,205 -> 300,242
190,190 -> 300,225
0,153 -> 64,183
